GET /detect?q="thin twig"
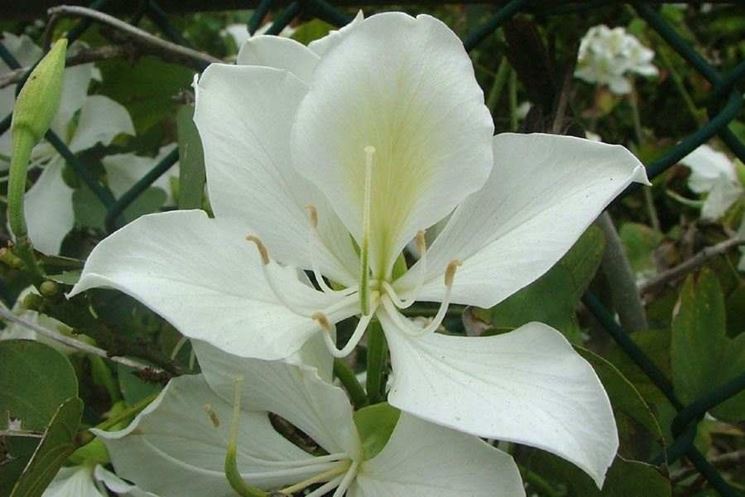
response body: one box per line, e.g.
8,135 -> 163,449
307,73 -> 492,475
672,449 -> 745,483
0,45 -> 129,89
45,5 -> 220,70
640,237 -> 745,295
0,302 -> 164,374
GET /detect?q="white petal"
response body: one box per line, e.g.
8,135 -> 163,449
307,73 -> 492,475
237,35 -> 320,83
94,466 -> 159,497
96,375 -> 327,497
700,175 -> 742,220
350,413 -> 524,497
680,144 -> 736,193
42,466 -> 104,497
608,76 -> 631,95
25,158 -> 74,255
69,210 -> 356,360
194,64 -> 358,285
194,340 -> 360,457
382,319 -> 618,487
103,144 -> 178,199
68,95 -> 135,153
291,12 -> 493,276
398,133 -> 648,309
1,32 -> 43,69
50,61 -> 96,136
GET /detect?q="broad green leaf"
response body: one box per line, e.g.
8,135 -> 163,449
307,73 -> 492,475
96,56 -> 192,135
578,348 -> 665,461
0,340 -> 77,431
353,402 -> 400,460
471,226 -> 605,341
118,363 -> 161,405
10,397 -> 83,497
526,452 -> 670,497
619,222 -> 663,275
292,19 -> 334,45
176,105 -> 206,210
671,270 -> 745,421
73,183 -> 167,230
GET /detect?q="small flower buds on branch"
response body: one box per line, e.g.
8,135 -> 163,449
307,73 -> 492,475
7,38 -> 67,277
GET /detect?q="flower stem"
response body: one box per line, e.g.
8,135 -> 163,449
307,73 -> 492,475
366,320 -> 387,404
333,359 -> 368,409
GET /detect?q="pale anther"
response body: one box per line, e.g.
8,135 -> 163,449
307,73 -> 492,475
312,311 -> 334,334
445,259 -> 462,287
245,235 -> 270,265
203,403 -> 220,428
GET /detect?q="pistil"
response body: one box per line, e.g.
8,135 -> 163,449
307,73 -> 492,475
359,145 -> 375,316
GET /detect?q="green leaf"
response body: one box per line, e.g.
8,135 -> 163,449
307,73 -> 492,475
176,105 -> 206,210
619,222 -> 663,275
118,363 -> 161,405
671,270 -> 745,421
10,397 -> 83,497
353,402 -> 400,460
473,226 -> 605,341
0,340 -> 77,431
73,183 -> 167,230
577,348 -> 664,461
526,452 -> 670,497
292,19 -> 334,45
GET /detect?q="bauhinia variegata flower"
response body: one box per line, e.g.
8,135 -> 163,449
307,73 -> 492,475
71,12 -> 649,485
95,341 -> 525,497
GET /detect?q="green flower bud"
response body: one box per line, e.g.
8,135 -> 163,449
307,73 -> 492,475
8,38 -> 67,242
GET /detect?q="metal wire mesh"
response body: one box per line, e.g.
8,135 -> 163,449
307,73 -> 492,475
2,1 -> 744,495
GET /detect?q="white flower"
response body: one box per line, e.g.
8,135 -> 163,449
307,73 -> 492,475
42,464 -> 154,497
0,32 -> 135,254
575,25 -> 658,95
102,144 -> 179,205
680,143 -> 743,220
71,12 -> 649,485
95,341 -> 525,497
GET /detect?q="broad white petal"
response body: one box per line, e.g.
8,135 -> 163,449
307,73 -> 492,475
194,340 -> 360,457
194,64 -> 358,285
382,318 -> 618,487
69,210 -> 357,360
398,133 -> 648,309
68,95 -> 135,153
680,144 -> 736,193
96,375 -> 326,497
350,413 -> 524,497
42,466 -> 104,497
94,466 -> 158,497
292,12 -> 493,276
25,158 -> 74,255
237,35 -> 320,83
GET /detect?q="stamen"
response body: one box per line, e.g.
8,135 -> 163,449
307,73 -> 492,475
317,312 -> 374,358
306,205 -> 356,296
382,259 -> 461,338
303,475 -> 344,497
246,234 -> 308,317
359,146 -> 375,316
332,461 -> 359,497
279,462 -> 350,495
381,231 -> 428,310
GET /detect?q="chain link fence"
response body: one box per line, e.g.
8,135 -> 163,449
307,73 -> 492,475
1,1 -> 744,495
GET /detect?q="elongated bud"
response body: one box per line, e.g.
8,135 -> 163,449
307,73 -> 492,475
8,38 -> 67,243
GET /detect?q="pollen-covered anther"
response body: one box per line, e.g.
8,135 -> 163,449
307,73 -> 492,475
312,311 -> 334,334
415,230 -> 427,255
245,235 -> 270,265
445,259 -> 462,287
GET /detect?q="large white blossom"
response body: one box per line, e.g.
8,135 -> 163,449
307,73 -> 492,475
41,464 -> 154,497
95,341 -> 524,497
71,12 -> 649,485
0,32 -> 135,254
575,25 -> 658,95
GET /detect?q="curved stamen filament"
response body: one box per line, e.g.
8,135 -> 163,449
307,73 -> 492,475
332,461 -> 359,497
359,145 -> 375,316
382,259 -> 462,338
304,475 -> 345,497
313,312 -> 374,358
246,235 -> 310,318
279,461 -> 350,495
305,205 -> 357,297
